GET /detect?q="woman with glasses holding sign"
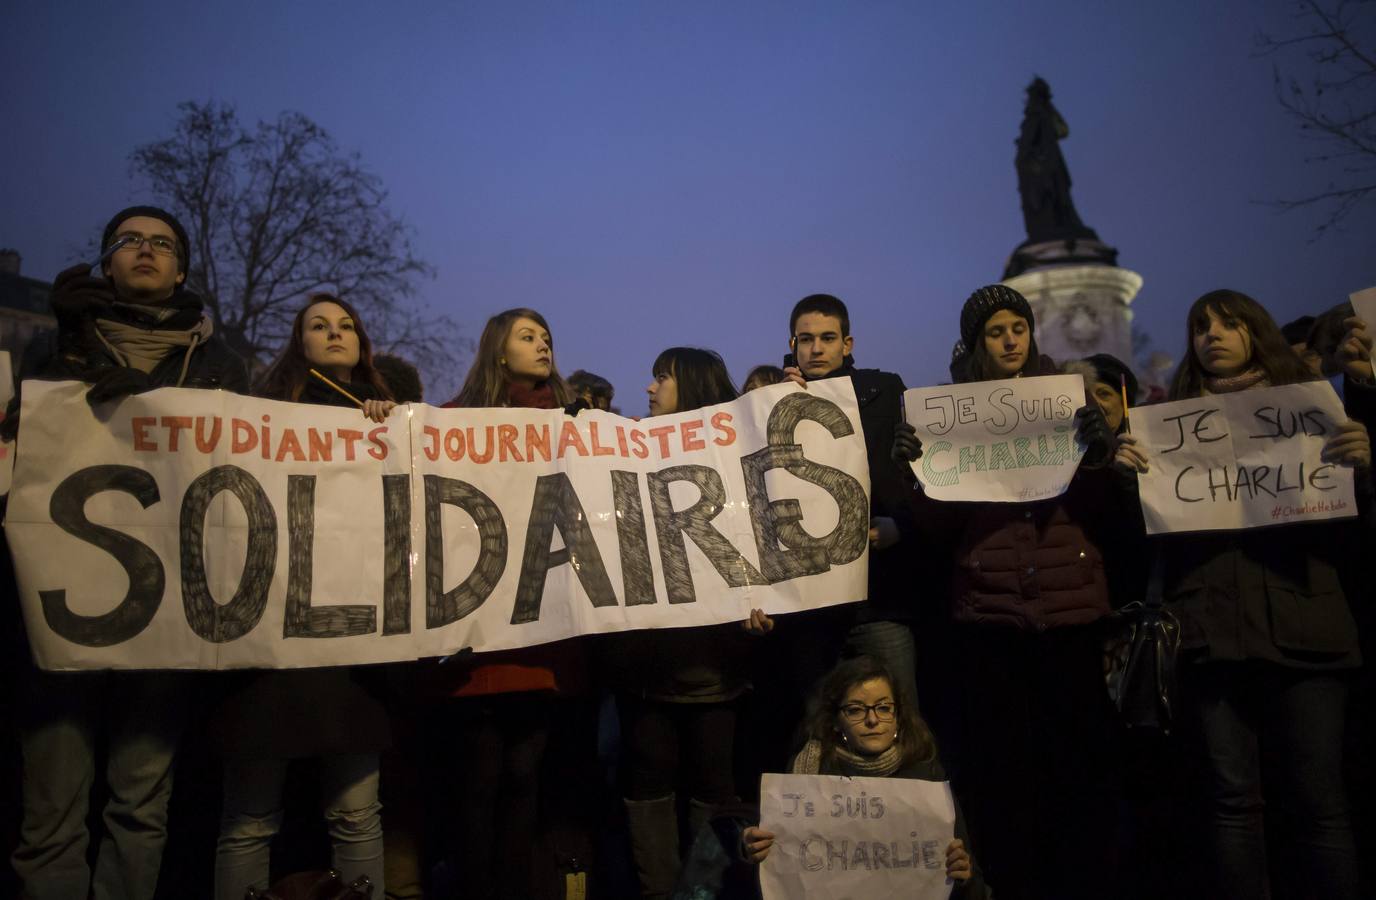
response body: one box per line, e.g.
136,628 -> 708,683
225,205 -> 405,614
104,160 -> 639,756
211,294 -> 396,900
741,655 -> 984,896
1114,289 -> 1370,900
891,284 -> 1121,900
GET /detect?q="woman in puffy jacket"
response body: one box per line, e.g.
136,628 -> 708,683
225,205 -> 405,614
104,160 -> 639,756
892,284 -> 1120,900
1115,289 -> 1369,899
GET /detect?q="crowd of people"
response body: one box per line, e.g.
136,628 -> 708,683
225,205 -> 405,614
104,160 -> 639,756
1,204 -> 1373,900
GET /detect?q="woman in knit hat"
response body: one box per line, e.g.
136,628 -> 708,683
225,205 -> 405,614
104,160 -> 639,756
1066,353 -> 1138,436
891,284 -> 1122,900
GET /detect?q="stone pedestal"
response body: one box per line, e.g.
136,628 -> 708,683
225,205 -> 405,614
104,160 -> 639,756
1002,263 -> 1142,367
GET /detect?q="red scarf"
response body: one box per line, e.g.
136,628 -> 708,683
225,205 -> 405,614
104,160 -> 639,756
506,380 -> 557,410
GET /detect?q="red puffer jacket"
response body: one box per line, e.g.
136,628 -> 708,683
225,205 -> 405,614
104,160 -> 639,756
913,467 -> 1121,631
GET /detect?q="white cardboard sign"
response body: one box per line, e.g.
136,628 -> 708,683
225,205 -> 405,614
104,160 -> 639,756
1133,381 -> 1356,535
5,378 -> 870,670
759,772 -> 956,900
1349,286 -> 1376,367
903,374 -> 1087,502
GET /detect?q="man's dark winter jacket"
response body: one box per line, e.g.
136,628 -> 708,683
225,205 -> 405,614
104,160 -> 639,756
17,298 -> 248,395
812,361 -> 919,621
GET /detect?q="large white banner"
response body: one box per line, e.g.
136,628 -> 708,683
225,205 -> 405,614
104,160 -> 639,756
1133,381 -> 1357,535
5,379 -> 870,671
903,374 -> 1087,502
758,773 -> 956,900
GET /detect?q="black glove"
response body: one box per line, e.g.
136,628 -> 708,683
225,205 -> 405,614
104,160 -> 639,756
86,368 -> 153,407
1074,404 -> 1114,467
892,421 -> 924,463
50,263 -> 116,332
51,263 -> 116,357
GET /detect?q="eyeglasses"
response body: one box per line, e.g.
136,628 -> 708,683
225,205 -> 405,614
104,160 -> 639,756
837,701 -> 896,723
110,233 -> 179,258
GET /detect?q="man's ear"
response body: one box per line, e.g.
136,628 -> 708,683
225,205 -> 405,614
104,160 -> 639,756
843,335 -> 854,356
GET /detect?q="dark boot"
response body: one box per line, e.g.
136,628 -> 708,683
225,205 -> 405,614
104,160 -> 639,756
624,794 -> 679,899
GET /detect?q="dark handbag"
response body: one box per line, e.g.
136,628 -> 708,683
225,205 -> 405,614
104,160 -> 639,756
246,870 -> 374,900
1106,558 -> 1181,732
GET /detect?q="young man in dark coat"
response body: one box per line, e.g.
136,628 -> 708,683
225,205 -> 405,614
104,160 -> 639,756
784,293 -> 919,695
742,293 -> 925,780
9,206 -> 247,900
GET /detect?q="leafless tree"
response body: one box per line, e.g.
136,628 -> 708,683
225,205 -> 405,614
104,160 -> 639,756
129,100 -> 466,378
1256,0 -> 1376,235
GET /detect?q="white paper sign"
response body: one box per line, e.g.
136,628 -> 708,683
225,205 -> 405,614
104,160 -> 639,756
903,374 -> 1086,502
5,378 -> 870,671
1350,286 -> 1376,367
1133,381 -> 1357,535
759,772 -> 956,900
0,351 -> 13,495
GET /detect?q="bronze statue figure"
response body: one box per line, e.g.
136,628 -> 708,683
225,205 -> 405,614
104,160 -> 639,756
1015,77 -> 1099,244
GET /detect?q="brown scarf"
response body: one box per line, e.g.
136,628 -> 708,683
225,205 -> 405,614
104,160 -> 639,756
94,315 -> 214,386
790,738 -> 904,777
1203,367 -> 1269,395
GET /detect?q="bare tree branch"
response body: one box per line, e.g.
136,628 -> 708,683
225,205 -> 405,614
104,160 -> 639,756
1255,0 -> 1376,234
128,100 -> 467,382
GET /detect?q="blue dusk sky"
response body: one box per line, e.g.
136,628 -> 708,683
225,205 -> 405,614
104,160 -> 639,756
1,0 -> 1370,408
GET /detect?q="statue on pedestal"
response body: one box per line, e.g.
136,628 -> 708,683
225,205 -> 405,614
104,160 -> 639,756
1004,77 -> 1117,278
1016,77 -> 1098,243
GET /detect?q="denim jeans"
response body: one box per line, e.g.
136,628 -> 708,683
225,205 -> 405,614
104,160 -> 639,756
844,619 -> 919,713
11,670 -> 187,900
214,752 -> 384,900
1188,662 -> 1360,899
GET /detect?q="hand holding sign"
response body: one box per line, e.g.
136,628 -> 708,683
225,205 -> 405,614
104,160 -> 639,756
901,374 -> 1088,503
1130,381 -> 1359,534
1348,286 -> 1376,377
757,773 -> 958,900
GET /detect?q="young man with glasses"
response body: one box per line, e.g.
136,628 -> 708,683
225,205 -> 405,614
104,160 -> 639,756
8,206 -> 247,900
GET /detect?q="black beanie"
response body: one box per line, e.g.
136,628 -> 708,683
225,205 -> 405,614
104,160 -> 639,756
101,206 -> 191,275
959,284 -> 1035,351
1084,353 -> 1139,403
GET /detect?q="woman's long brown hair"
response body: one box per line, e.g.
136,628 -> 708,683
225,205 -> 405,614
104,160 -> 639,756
1168,289 -> 1313,400
801,655 -> 936,771
448,308 -> 571,408
255,294 -> 392,402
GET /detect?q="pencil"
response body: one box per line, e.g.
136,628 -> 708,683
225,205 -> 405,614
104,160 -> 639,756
309,368 -> 364,408
1120,374 -> 1131,434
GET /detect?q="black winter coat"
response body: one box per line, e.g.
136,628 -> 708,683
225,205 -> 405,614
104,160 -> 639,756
16,295 -> 249,394
209,378 -> 393,759
811,362 -> 920,622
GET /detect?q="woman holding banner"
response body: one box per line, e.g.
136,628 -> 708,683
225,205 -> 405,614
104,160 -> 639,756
741,655 -> 984,896
611,346 -> 756,898
429,307 -> 585,900
1114,289 -> 1369,900
212,294 -> 395,899
892,284 -> 1120,900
